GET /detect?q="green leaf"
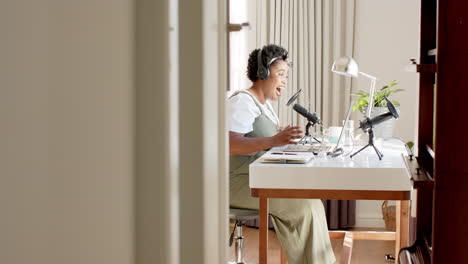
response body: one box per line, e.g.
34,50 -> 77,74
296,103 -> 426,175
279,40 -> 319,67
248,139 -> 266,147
351,80 -> 403,111
406,141 -> 414,152
352,91 -> 367,96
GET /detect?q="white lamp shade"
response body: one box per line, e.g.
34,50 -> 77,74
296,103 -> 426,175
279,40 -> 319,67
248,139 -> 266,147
331,56 -> 359,77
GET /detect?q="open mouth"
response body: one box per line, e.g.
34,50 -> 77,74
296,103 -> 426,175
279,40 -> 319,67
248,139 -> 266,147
276,87 -> 284,96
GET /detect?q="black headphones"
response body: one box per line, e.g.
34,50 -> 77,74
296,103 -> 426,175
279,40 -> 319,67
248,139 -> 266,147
257,48 -> 282,80
257,48 -> 269,80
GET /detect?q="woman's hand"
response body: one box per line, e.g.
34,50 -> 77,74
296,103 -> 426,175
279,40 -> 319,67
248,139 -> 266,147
272,125 -> 303,146
228,126 -> 303,155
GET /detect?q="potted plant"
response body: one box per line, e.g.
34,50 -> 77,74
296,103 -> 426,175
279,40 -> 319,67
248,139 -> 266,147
352,80 -> 403,139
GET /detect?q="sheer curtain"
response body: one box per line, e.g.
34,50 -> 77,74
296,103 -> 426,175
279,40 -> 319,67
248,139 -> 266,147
256,0 -> 356,229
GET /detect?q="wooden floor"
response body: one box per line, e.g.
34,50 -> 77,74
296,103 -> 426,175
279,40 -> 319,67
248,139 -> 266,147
228,226 -> 396,264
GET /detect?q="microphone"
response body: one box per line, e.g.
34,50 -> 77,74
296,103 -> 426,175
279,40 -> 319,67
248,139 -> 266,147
293,104 -> 321,125
358,112 -> 394,130
359,97 -> 399,130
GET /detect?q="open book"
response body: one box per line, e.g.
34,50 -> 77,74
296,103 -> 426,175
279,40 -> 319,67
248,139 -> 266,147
260,151 -> 314,164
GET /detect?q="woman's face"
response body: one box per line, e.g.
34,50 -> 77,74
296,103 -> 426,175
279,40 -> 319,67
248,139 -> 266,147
264,60 -> 289,101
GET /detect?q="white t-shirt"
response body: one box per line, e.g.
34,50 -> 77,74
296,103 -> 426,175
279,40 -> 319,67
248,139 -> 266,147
228,91 -> 280,134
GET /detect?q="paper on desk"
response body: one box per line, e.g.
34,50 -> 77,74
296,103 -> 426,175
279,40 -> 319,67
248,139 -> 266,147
260,151 -> 315,164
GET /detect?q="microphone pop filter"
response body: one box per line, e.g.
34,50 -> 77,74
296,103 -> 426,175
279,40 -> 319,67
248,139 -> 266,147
385,96 -> 399,118
286,89 -> 302,106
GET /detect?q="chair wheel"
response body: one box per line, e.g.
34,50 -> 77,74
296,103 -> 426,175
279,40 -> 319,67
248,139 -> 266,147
385,254 -> 395,260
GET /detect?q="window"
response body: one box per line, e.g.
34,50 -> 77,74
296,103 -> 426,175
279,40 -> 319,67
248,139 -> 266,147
228,0 -> 249,94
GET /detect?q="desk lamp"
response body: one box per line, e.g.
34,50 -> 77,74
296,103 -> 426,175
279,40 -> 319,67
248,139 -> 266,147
331,56 -> 377,118
331,56 -> 377,158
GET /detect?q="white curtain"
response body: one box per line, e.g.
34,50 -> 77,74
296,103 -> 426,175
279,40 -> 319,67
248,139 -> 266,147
256,0 -> 356,129
256,0 -> 357,229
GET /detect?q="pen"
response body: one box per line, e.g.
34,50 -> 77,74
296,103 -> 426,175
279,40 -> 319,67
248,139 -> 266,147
271,152 -> 298,155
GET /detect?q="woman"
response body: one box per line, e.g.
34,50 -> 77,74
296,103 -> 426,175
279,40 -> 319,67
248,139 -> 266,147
228,44 -> 335,264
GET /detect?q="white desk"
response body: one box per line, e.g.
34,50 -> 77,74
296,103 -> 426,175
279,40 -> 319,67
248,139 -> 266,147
249,140 -> 412,264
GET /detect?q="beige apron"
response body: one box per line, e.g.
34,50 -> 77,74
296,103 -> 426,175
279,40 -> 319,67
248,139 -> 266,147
229,90 -> 336,264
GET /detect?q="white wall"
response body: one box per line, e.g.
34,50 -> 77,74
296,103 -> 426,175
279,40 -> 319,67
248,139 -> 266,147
353,0 -> 420,227
353,0 -> 420,142
0,1 -> 134,263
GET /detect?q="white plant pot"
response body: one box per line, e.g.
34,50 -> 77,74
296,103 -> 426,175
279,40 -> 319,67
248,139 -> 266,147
364,107 -> 399,139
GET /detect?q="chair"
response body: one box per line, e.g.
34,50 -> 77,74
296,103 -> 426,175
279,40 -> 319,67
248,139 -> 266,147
229,208 -> 288,264
229,208 -> 259,264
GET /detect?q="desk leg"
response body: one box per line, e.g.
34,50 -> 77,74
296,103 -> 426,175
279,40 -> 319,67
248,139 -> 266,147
340,232 -> 354,264
395,200 -> 410,261
280,245 -> 288,264
259,197 -> 269,264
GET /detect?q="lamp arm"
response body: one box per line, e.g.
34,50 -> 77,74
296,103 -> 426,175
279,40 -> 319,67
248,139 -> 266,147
358,71 -> 377,118
334,98 -> 356,152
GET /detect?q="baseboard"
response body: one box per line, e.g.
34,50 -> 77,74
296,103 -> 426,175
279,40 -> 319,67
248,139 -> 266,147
355,217 -> 385,228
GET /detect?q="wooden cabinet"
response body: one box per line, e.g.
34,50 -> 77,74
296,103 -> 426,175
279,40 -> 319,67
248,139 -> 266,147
402,0 -> 468,263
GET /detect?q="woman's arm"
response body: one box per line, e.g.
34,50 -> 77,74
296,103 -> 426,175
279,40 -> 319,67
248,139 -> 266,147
229,125 -> 303,155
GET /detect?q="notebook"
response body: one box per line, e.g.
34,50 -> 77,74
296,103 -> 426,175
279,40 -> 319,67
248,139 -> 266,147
260,151 -> 315,164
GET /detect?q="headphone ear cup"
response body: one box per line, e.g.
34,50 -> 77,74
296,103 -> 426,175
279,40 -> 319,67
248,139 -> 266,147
258,67 -> 267,80
265,67 -> 270,80
257,48 -> 268,80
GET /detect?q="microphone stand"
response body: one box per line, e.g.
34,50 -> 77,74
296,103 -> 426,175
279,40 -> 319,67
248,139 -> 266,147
349,97 -> 398,160
350,121 -> 383,160
298,121 -> 322,145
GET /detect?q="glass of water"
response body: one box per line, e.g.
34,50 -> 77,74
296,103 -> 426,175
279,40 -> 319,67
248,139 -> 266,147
341,120 -> 355,156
